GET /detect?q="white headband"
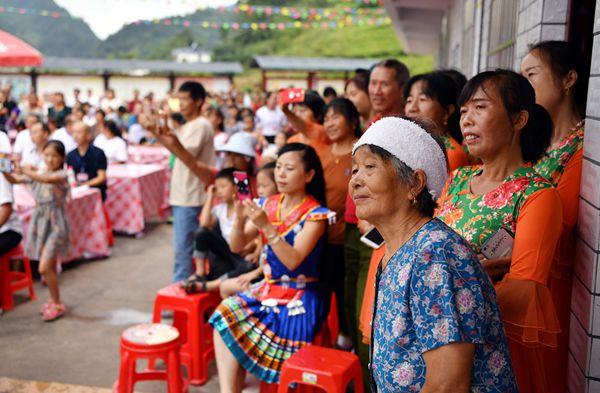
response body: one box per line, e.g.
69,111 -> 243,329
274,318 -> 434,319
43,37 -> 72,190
352,117 -> 448,199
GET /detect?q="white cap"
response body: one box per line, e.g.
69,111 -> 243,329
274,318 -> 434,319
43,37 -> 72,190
217,132 -> 257,158
353,117 -> 448,198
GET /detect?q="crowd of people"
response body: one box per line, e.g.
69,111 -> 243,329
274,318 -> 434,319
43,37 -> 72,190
0,38 -> 589,393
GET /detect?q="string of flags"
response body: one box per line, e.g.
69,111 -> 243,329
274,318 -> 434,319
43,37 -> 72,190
206,4 -> 386,20
0,5 -> 391,29
133,16 -> 392,30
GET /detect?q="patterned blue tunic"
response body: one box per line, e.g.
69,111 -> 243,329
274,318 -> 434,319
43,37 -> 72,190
371,219 -> 517,392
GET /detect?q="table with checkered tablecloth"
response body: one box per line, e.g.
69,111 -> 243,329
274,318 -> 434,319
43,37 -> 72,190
15,185 -> 110,263
127,145 -> 171,167
105,163 -> 168,235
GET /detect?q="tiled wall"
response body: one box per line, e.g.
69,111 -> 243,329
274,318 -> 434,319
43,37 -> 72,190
478,0 -> 491,71
514,0 -> 569,70
514,1 -> 600,391
444,0 -> 468,74
569,3 -> 600,391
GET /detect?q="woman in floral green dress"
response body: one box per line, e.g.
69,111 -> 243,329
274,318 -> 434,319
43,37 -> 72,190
436,70 -> 563,393
521,40 -> 589,392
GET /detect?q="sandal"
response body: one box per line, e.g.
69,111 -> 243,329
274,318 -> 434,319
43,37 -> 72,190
39,299 -> 53,315
42,302 -> 66,322
183,274 -> 207,294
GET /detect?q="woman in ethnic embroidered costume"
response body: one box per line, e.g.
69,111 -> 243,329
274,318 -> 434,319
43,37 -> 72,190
210,143 -> 331,391
435,70 -> 563,393
521,40 -> 589,393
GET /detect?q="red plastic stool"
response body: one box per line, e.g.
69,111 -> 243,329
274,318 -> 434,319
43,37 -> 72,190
277,346 -> 364,393
313,293 -> 339,347
152,283 -> 222,385
114,323 -> 187,393
102,204 -> 115,247
0,244 -> 36,311
260,293 -> 339,393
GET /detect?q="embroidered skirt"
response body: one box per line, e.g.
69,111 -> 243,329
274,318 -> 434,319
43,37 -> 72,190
209,282 -> 326,383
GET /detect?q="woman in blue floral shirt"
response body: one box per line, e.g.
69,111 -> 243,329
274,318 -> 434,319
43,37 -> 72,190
350,117 -> 517,392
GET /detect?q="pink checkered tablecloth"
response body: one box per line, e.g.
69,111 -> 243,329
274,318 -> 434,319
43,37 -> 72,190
128,145 -> 171,167
15,185 -> 110,263
105,163 -> 168,235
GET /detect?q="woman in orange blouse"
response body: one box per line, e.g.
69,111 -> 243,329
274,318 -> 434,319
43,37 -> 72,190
318,98 -> 361,348
434,70 -> 563,393
521,40 -> 589,392
404,71 -> 470,172
282,90 -> 329,155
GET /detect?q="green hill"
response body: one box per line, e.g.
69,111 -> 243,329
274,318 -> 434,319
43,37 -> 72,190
0,0 -> 433,76
102,2 -> 433,73
96,8 -> 227,60
214,24 -> 432,74
0,0 -> 100,57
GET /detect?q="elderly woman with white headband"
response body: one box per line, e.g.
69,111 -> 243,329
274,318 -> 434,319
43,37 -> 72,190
350,117 -> 517,393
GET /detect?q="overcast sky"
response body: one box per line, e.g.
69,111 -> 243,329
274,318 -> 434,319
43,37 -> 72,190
54,0 -> 236,40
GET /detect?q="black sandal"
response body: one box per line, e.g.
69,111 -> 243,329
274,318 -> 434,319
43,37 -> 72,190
184,274 -> 207,294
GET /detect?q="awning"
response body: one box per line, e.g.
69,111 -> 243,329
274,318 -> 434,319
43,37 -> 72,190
382,0 -> 451,55
0,29 -> 43,67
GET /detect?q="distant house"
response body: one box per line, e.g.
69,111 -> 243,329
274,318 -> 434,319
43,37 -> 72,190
171,43 -> 212,64
0,56 -> 243,100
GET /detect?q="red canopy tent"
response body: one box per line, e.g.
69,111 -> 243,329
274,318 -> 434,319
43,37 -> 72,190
0,29 -> 43,67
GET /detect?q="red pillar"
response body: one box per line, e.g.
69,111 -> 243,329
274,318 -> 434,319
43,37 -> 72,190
307,72 -> 317,90
261,70 -> 267,92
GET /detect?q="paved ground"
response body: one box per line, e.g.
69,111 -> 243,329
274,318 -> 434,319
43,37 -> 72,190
0,223 -> 259,392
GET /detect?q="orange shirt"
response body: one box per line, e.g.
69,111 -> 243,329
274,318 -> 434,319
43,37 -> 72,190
358,245 -> 385,344
319,148 -> 353,244
446,137 -> 470,172
535,137 -> 583,393
287,122 -> 330,157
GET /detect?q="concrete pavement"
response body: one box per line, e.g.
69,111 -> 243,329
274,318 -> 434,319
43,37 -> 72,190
0,223 -> 259,392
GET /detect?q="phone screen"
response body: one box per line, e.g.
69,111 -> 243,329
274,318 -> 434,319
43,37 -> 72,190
0,158 -> 13,173
233,171 -> 252,201
360,227 -> 385,249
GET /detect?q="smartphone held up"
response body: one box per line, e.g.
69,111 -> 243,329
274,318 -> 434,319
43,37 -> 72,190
279,88 -> 305,105
0,157 -> 14,173
233,171 -> 252,202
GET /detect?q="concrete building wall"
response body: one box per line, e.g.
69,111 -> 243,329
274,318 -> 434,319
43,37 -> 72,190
109,76 -> 171,101
514,0 -> 569,70
37,75 -> 105,100
445,0 -> 467,72
443,0 -> 570,74
26,74 -> 233,102
479,0 -> 492,71
173,76 -> 232,94
568,3 -> 600,392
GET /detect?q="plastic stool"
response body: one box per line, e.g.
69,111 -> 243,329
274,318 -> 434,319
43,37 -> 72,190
0,244 -> 35,311
114,323 -> 187,393
313,293 -> 339,347
152,283 -> 222,385
278,346 -> 364,393
260,293 -> 339,393
102,204 -> 115,247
